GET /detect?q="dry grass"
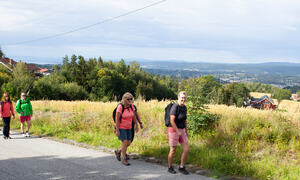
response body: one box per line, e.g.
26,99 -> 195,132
9,99 -> 299,179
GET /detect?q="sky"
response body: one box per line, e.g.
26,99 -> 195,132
1,0 -> 300,64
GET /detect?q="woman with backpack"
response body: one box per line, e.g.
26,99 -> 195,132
114,97 -> 143,161
167,91 -> 190,175
16,92 -> 33,137
114,92 -> 139,166
0,92 -> 15,139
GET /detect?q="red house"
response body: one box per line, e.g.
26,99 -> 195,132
250,95 -> 276,110
0,58 -> 40,73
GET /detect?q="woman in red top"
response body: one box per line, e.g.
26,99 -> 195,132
115,92 -> 139,166
0,92 -> 15,139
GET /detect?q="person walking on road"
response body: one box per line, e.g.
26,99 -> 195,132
114,98 -> 143,161
114,92 -> 139,166
16,92 -> 33,137
0,92 -> 15,139
167,91 -> 190,175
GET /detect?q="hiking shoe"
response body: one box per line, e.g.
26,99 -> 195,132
121,157 -> 130,166
125,153 -> 130,160
178,166 -> 189,175
26,131 -> 30,137
114,150 -> 121,161
168,166 -> 176,174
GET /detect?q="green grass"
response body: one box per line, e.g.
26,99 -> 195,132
5,100 -> 300,180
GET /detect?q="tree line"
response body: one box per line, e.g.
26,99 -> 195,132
0,55 -> 177,101
0,52 -> 293,104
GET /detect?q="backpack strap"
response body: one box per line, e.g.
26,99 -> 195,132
132,104 -> 137,112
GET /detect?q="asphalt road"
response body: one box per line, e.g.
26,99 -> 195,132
0,131 -> 215,180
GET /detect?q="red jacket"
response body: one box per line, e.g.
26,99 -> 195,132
0,101 -> 15,118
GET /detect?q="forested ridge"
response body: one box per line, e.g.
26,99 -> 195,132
0,52 -> 295,104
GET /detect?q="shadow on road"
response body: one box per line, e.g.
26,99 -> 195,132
0,154 -> 208,180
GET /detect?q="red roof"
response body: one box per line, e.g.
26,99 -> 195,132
0,58 -> 40,72
39,68 -> 49,73
0,58 -> 17,67
26,63 -> 41,72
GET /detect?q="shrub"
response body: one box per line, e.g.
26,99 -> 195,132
60,82 -> 89,100
186,96 -> 219,134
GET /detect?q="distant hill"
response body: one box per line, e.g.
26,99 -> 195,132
137,60 -> 300,76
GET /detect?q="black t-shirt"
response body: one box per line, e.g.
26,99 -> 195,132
170,103 -> 187,129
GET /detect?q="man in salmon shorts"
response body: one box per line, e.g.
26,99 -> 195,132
168,91 -> 189,175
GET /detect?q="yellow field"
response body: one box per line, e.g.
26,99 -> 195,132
19,99 -> 300,179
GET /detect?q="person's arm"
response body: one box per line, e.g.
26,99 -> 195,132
170,115 -> 182,136
133,114 -> 139,132
10,103 -> 15,118
135,111 -> 143,129
15,100 -> 22,114
0,104 -> 3,117
115,111 -> 121,137
29,101 -> 33,115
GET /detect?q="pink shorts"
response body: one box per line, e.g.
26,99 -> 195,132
168,127 -> 188,147
20,115 -> 31,123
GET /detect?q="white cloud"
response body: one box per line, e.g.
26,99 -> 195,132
1,0 -> 300,63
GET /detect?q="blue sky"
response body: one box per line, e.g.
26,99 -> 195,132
1,0 -> 300,64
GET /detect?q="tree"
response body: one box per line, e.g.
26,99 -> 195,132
272,88 -> 292,105
0,47 -> 5,58
69,55 -> 78,82
2,62 -> 34,99
224,83 -> 250,107
76,56 -> 87,87
180,75 -> 223,104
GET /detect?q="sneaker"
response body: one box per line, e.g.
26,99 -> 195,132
168,166 -> 176,174
114,150 -> 121,161
26,131 -> 30,137
7,136 -> 11,139
121,157 -> 130,166
22,133 -> 26,137
178,166 -> 189,175
3,136 -> 7,139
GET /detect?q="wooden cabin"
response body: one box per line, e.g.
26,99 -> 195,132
250,95 -> 276,110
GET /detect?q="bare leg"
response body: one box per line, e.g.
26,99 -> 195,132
180,142 -> 190,167
168,146 -> 177,167
121,140 -> 129,158
121,140 -> 130,165
26,121 -> 31,132
21,122 -> 25,133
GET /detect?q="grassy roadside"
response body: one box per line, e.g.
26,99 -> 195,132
3,100 -> 300,179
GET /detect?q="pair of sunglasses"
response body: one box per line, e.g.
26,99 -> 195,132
127,98 -> 133,101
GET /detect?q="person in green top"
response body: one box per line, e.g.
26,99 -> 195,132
16,92 -> 33,137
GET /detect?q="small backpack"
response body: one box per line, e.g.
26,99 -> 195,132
164,102 -> 179,127
112,103 -> 136,123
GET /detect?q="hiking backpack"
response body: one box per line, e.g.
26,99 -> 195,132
164,102 -> 179,127
112,103 -> 136,123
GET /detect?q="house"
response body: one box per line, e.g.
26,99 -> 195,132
39,68 -> 52,76
291,94 -> 299,101
250,95 -> 276,110
0,58 -> 41,73
25,63 -> 41,73
0,58 -> 17,71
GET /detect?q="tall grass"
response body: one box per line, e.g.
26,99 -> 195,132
6,100 -> 300,179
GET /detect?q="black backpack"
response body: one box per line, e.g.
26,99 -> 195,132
112,103 -> 136,123
164,102 -> 179,127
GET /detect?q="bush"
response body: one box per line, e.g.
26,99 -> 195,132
31,75 -> 63,100
60,82 -> 89,100
186,96 -> 219,134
